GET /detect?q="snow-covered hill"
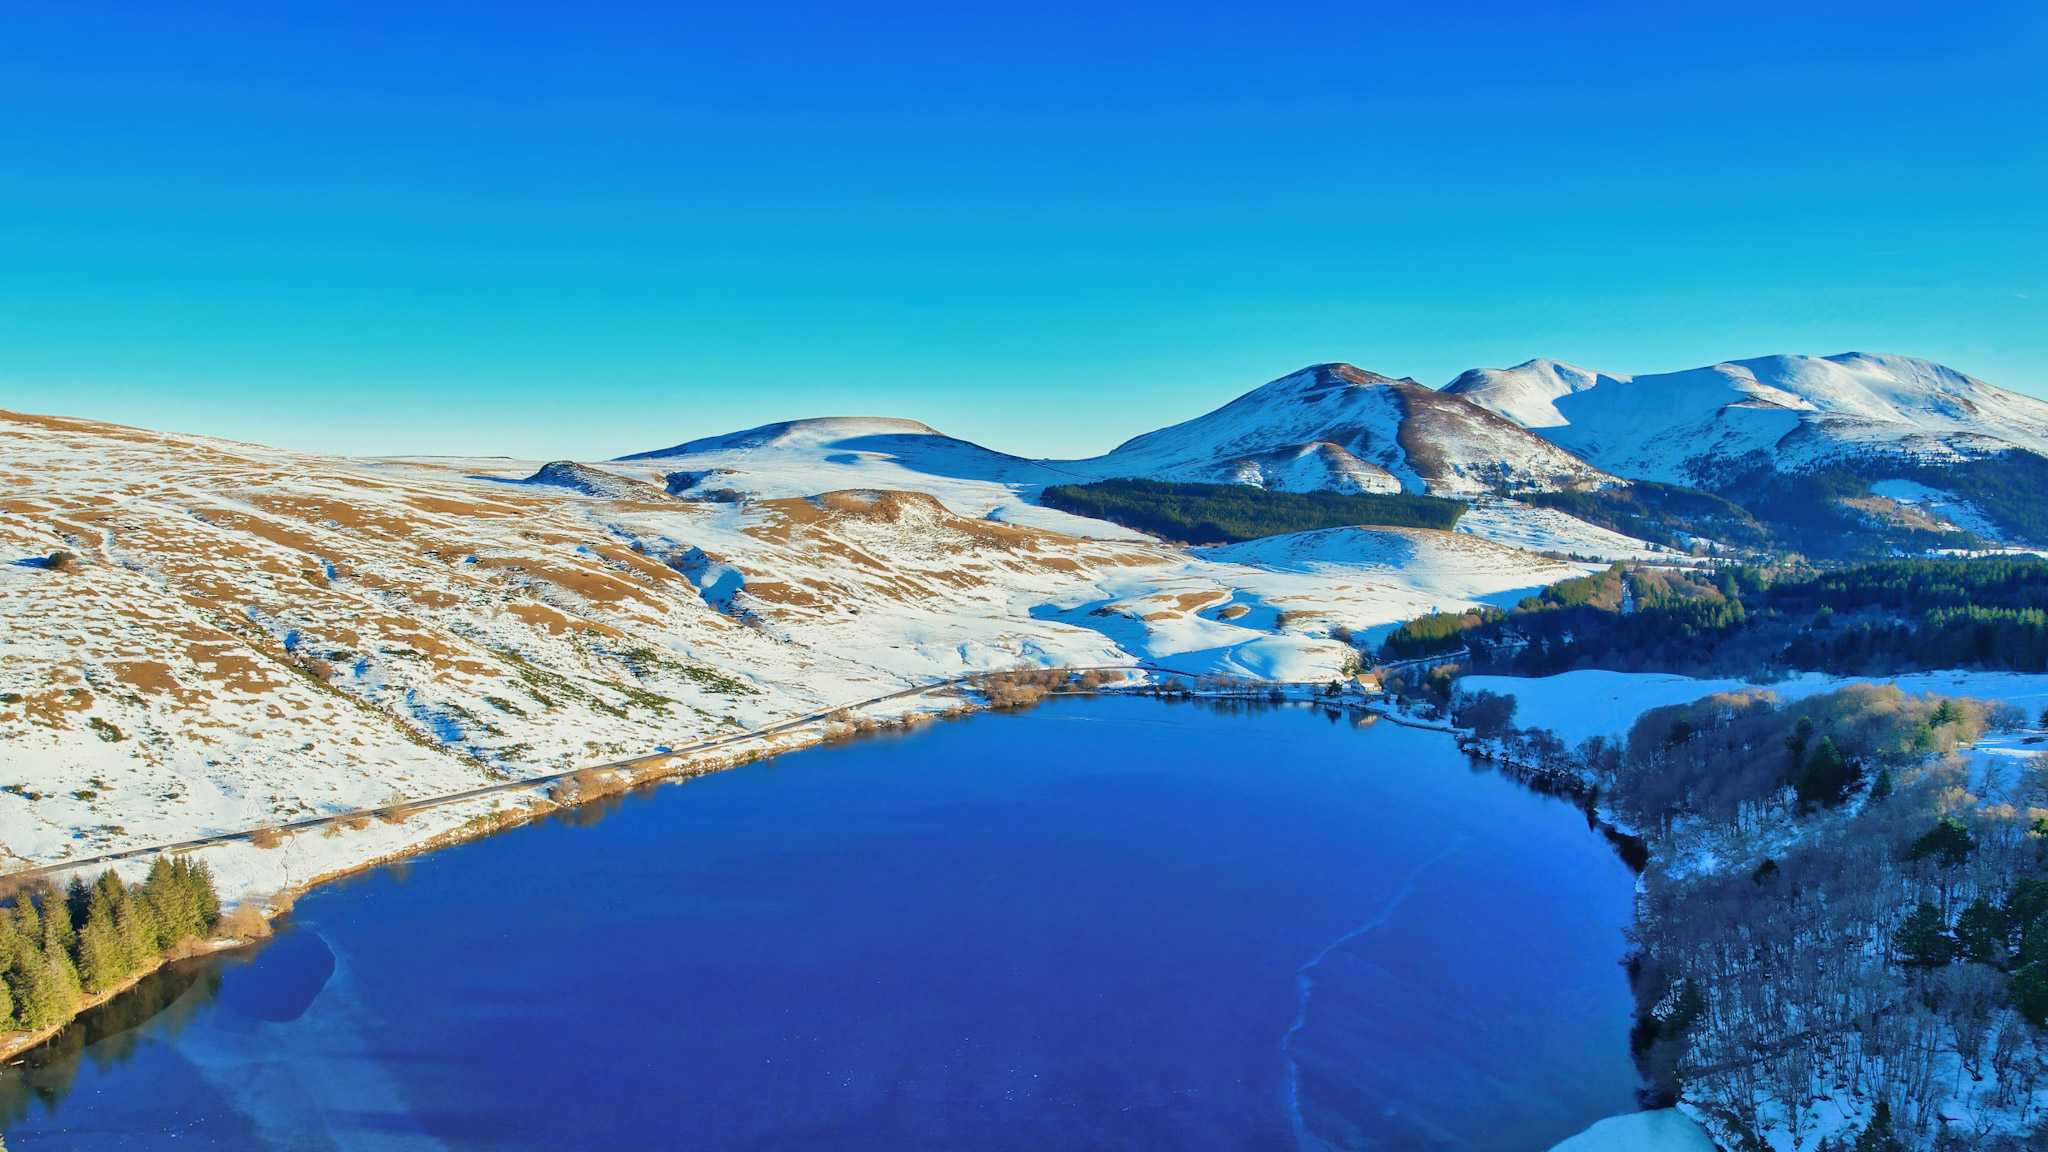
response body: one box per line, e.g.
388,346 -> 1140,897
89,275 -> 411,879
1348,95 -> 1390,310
616,416 -> 1126,539
1055,363 -> 1615,497
1443,352 -> 2048,486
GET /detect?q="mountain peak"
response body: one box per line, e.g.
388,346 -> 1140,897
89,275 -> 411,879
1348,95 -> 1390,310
1441,359 -> 1608,429
1451,351 -> 2048,484
1058,362 -> 1609,496
619,417 -> 944,460
1282,363 -> 1419,391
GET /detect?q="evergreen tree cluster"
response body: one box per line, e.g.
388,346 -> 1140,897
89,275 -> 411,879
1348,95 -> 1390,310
1378,557 -> 2048,678
1522,479 -> 1772,552
1038,478 -> 1465,544
0,858 -> 219,1033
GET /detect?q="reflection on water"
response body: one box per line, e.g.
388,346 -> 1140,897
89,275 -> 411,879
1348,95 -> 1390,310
0,924 -> 343,1128
216,929 -> 334,1023
0,952 -> 222,1129
2,698 -> 1641,1151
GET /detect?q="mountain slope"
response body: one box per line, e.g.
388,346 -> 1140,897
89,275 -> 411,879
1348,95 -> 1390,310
1444,352 -> 2048,486
1057,363 -> 1614,497
622,416 -> 1077,488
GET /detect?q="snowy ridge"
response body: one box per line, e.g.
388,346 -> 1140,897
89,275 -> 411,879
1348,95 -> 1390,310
1054,363 -> 1615,497
1444,352 -> 2048,485
1440,358 -> 1605,429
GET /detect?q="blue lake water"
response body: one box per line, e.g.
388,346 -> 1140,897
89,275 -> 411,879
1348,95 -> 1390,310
1,697 -> 1641,1150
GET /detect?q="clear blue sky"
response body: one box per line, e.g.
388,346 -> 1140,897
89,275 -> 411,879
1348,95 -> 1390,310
1,1 -> 2042,460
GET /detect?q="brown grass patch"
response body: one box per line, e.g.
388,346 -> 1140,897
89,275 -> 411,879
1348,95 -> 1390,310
249,826 -> 287,849
113,660 -> 181,693
738,580 -> 822,607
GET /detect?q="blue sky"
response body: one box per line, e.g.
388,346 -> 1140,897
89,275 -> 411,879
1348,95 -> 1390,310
1,1 -> 2042,459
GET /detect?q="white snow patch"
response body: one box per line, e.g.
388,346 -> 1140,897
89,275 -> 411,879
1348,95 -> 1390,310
1546,1109 -> 1718,1152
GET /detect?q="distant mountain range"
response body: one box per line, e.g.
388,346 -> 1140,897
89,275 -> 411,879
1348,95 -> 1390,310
622,351 -> 2048,555
1443,352 -> 2048,486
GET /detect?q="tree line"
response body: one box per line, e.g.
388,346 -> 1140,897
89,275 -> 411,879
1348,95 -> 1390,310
0,858 -> 221,1034
1377,557 -> 2048,678
1038,477 -> 1465,545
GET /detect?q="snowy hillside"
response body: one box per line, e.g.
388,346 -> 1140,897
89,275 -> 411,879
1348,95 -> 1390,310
1055,363 -> 1615,497
616,416 -> 1129,540
1443,352 -> 2048,485
1440,359 -> 1604,429
0,406 -> 1597,904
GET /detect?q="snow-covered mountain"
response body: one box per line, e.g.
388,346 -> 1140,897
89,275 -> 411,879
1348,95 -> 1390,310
1055,363 -> 1614,496
623,416 -> 1077,485
1443,352 -> 2048,486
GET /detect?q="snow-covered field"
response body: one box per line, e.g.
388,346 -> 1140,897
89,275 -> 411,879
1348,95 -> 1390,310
1547,1109 -> 1719,1152
1454,495 -> 1684,561
1462,668 -> 2048,747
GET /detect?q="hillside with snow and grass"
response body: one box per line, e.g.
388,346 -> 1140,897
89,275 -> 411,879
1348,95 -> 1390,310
0,403 -> 1614,908
12,348 -> 2047,905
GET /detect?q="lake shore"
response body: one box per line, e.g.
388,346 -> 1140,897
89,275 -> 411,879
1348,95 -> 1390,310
3,695 -> 1648,1150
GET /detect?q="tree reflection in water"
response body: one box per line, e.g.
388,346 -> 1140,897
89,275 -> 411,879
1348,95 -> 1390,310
0,946 -> 246,1128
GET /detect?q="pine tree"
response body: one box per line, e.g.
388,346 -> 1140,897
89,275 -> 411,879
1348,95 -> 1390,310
10,893 -> 41,949
1909,817 -> 1977,867
38,893 -> 78,999
143,856 -> 201,946
1785,716 -> 1815,774
1931,698 -> 1963,727
15,951 -> 75,1029
1898,900 -> 1955,967
1956,898 -> 2011,966
2016,962 -> 2048,1027
188,861 -> 220,931
92,870 -> 125,921
41,888 -> 75,957
64,875 -> 88,929
1852,1100 -> 1906,1152
75,905 -> 126,994
1796,736 -> 1856,808
113,898 -> 154,976
1869,766 -> 1893,801
2013,881 -> 2048,944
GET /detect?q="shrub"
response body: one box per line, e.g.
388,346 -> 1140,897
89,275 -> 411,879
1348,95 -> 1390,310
1452,690 -> 1517,739
214,903 -> 270,940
